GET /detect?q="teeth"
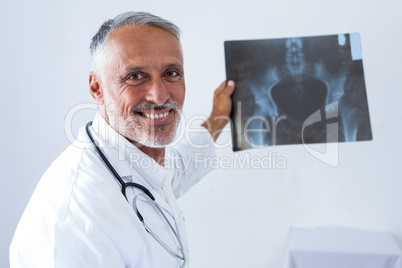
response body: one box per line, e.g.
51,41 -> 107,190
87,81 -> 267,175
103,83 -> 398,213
143,111 -> 170,119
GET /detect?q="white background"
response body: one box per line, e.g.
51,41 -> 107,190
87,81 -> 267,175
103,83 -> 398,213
1,0 -> 401,267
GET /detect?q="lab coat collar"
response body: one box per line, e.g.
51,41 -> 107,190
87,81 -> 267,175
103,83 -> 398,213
90,113 -> 167,191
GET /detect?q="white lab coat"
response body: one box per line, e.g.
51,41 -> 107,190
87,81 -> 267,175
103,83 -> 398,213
10,113 -> 216,267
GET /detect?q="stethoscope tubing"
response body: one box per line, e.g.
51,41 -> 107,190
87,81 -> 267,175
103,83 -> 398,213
85,121 -> 186,267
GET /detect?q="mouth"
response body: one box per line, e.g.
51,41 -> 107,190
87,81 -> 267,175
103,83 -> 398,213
134,108 -> 174,125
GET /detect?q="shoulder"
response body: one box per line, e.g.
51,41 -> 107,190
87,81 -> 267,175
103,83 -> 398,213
17,141 -> 92,223
10,127 -> 145,266
16,134 -> 129,229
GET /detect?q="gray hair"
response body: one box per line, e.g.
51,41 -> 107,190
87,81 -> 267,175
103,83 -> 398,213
90,11 -> 181,77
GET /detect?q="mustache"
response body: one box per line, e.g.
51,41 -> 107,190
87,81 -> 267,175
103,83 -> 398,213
132,99 -> 179,113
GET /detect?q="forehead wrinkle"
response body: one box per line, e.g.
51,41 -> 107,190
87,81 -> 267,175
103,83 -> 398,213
108,26 -> 182,57
104,25 -> 184,79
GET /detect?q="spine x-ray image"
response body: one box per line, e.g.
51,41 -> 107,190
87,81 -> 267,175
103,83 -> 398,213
225,33 -> 372,151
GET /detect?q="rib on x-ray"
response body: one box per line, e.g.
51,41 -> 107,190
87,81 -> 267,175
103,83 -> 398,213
225,33 -> 372,151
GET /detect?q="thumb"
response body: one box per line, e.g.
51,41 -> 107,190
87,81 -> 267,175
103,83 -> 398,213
216,80 -> 235,96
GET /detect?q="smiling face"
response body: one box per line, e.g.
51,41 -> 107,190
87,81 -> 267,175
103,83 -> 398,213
90,25 -> 185,148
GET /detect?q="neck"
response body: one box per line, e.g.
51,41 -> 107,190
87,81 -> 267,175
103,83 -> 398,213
136,145 -> 166,167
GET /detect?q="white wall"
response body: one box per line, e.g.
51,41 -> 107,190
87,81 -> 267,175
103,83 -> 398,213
1,0 -> 401,267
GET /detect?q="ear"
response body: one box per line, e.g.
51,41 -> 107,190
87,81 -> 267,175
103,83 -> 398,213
89,72 -> 104,104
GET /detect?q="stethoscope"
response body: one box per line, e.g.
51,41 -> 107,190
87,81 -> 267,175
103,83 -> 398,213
85,121 -> 186,267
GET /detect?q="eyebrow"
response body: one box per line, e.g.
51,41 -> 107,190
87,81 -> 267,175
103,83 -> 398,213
121,62 -> 183,74
121,66 -> 146,74
163,63 -> 184,70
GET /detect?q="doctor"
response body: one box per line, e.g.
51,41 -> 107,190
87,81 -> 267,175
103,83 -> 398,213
10,11 -> 235,267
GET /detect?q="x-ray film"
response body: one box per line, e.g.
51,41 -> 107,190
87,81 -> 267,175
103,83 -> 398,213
225,33 -> 372,151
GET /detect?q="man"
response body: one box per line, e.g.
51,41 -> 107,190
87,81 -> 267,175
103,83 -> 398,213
10,11 -> 235,267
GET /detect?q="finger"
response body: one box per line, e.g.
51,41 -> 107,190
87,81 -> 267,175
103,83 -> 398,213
215,80 -> 235,95
225,80 -> 235,95
218,80 -> 235,97
215,81 -> 227,95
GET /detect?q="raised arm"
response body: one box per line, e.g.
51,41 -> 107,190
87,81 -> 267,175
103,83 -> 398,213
201,80 -> 235,141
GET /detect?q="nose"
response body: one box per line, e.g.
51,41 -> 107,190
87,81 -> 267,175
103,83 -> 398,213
144,78 -> 169,105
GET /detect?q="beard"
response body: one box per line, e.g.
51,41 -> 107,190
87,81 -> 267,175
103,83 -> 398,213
103,90 -> 181,148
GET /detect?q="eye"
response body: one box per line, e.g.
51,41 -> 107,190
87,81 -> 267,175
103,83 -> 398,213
164,69 -> 182,82
128,73 -> 144,80
125,72 -> 147,86
166,70 -> 178,77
